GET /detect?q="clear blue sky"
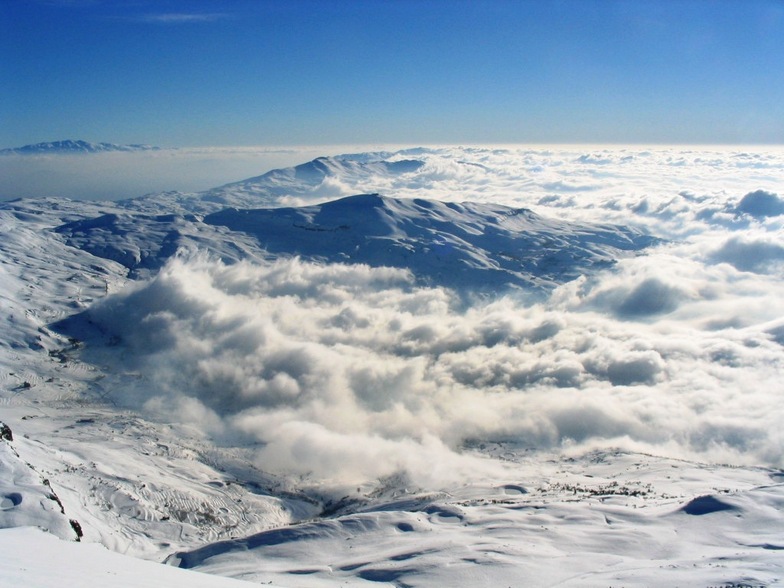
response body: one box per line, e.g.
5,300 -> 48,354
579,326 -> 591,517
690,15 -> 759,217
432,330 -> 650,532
2,0 -> 783,147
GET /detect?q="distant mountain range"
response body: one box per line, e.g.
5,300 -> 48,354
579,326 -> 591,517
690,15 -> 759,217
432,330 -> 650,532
0,139 -> 161,155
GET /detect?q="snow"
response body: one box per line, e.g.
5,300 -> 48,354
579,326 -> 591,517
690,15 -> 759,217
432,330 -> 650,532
0,526 -> 264,588
1,146 -> 784,587
169,452 -> 784,587
201,193 -> 657,293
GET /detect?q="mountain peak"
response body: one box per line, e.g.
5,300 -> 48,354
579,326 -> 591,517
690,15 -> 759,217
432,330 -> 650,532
204,155 -> 427,206
201,194 -> 658,293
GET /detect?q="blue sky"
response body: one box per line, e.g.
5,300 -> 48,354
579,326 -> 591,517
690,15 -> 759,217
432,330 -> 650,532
2,0 -> 783,147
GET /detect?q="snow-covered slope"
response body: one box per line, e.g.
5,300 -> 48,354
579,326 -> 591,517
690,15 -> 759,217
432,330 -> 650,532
54,192 -> 658,290
0,526 -> 266,588
52,209 -> 265,279
206,155 -> 424,203
1,146 -> 784,587
123,151 -> 429,213
169,450 -> 784,587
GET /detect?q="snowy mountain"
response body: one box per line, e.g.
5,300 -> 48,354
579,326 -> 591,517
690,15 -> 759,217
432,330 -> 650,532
208,155 -> 424,201
125,151 -> 430,213
1,146 -> 784,587
53,192 -> 658,289
204,193 -> 659,292
0,139 -> 160,155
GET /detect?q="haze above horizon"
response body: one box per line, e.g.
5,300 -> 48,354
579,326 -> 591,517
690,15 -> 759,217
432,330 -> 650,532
2,0 -> 784,148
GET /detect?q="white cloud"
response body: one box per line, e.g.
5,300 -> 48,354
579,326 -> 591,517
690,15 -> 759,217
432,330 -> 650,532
139,13 -> 229,24
81,238 -> 784,488
734,189 -> 784,219
708,235 -> 784,273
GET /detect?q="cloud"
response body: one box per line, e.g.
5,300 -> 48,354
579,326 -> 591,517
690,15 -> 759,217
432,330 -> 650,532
614,278 -> 686,318
138,12 -> 229,24
708,235 -> 784,273
734,189 -> 784,218
604,352 -> 665,385
539,180 -> 600,192
78,245 -> 784,488
576,260 -> 692,319
6,146 -> 784,232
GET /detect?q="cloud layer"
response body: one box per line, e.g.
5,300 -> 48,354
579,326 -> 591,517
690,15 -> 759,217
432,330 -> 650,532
5,145 -> 784,210
85,243 -> 784,487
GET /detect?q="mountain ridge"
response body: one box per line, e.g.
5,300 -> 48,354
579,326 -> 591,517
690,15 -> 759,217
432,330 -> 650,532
0,139 -> 161,155
52,192 -> 660,291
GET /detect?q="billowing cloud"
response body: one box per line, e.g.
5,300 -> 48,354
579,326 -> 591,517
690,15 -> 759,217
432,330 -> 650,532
80,243 -> 784,488
609,277 -> 687,318
734,189 -> 784,218
709,235 -> 784,273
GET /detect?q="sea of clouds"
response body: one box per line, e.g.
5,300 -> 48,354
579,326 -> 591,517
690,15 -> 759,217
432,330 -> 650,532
74,146 -> 784,488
